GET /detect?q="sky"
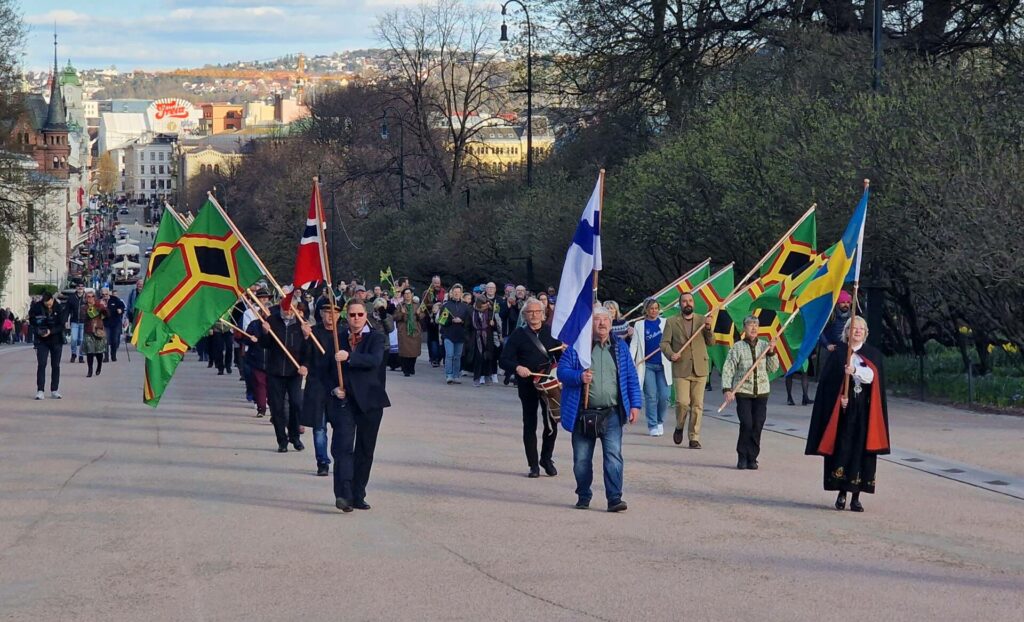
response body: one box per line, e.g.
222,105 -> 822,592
21,0 -> 429,71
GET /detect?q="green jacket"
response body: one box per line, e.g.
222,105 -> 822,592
721,338 -> 779,398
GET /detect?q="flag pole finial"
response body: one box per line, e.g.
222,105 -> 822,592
863,178 -> 870,189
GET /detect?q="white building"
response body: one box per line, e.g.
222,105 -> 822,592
123,133 -> 177,202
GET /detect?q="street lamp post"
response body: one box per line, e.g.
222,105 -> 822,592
500,0 -> 533,187
380,108 -> 405,210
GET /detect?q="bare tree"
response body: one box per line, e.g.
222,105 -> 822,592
376,0 -> 508,197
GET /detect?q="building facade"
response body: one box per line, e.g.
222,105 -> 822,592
124,133 -> 177,202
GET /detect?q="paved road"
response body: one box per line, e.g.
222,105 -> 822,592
1,344 -> 1022,621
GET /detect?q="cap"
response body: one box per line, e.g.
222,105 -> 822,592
354,284 -> 367,293
254,288 -> 271,299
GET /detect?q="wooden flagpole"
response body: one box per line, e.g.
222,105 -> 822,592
240,294 -> 302,371
164,202 -> 188,228
314,177 -> 345,399
669,263 -> 734,358
584,169 -> 605,410
621,258 -> 712,320
206,191 -> 323,353
839,179 -> 870,407
716,310 -> 801,412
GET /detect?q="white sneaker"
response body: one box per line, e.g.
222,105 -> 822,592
35,391 -> 44,400
478,378 -> 486,386
648,427 -> 659,437
50,391 -> 63,399
657,424 -> 664,436
490,374 -> 499,384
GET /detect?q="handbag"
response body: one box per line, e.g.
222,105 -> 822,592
578,407 -> 611,439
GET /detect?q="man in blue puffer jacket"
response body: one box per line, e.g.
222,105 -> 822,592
558,305 -> 642,512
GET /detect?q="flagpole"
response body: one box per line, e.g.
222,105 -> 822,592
732,204 -> 817,303
239,294 -> 304,371
206,191 -> 323,353
584,168 -> 604,411
716,310 -> 801,413
840,179 -> 869,408
164,202 -> 187,228
622,258 -> 711,320
671,263 -> 735,358
315,177 -> 346,399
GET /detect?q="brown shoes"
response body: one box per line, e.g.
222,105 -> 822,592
672,428 -> 684,445
689,440 -> 702,449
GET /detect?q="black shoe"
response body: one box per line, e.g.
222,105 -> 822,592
335,497 -> 353,512
217,369 -> 224,375
103,354 -> 109,363
689,440 -> 702,449
292,439 -> 305,451
256,409 -> 265,418
70,354 -> 77,363
207,362 -> 214,368
225,367 -> 232,374
96,367 -> 101,376
607,500 -> 628,513
850,498 -> 864,512
540,459 -> 557,477
673,428 -> 684,445
786,396 -> 796,405
835,492 -> 847,511
86,371 -> 93,378
277,444 -> 288,453
747,459 -> 759,470
802,396 -> 813,405
575,498 -> 590,509
403,373 -> 411,377
737,456 -> 747,470
111,356 -> 117,362
78,358 -> 84,364
316,463 -> 329,476
528,467 -> 540,478
352,499 -> 371,510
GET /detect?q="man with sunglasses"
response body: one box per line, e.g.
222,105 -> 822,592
321,301 -> 391,512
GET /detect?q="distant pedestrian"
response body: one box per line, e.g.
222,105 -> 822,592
392,287 -> 424,376
82,291 -> 108,378
30,292 -> 67,400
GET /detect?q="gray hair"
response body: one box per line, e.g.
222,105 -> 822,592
742,315 -> 759,328
523,296 -> 545,316
592,305 -> 612,320
602,300 -> 620,317
842,316 -> 869,342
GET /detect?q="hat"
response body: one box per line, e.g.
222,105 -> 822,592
354,284 -> 367,293
254,288 -> 271,299
316,297 -> 341,316
838,291 -> 852,304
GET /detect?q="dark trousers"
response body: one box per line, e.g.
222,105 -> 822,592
196,336 -> 208,361
35,341 -> 62,391
400,356 -> 416,375
518,380 -> 557,468
426,326 -> 442,363
267,374 -> 302,446
210,333 -> 233,372
222,333 -> 234,370
250,368 -> 268,412
352,404 -> 383,502
735,395 -> 768,461
106,325 -> 121,360
326,397 -> 357,500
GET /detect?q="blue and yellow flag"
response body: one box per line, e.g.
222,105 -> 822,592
787,186 -> 868,374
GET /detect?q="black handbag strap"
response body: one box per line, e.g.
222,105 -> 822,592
524,328 -> 551,361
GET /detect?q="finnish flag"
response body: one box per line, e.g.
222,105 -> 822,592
551,173 -> 603,368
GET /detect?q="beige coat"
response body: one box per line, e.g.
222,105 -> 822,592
659,314 -> 713,378
393,303 -> 424,358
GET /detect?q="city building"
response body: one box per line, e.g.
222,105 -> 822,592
123,133 -> 177,203
462,115 -> 555,174
177,134 -> 255,209
201,103 -> 244,134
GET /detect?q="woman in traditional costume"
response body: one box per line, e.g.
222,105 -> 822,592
805,316 -> 890,512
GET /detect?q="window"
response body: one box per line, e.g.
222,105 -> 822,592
53,156 -> 59,168
200,164 -> 207,173
150,179 -> 156,189
158,165 -> 164,175
158,179 -> 165,189
140,180 -> 145,189
158,152 -> 164,161
214,164 -> 221,174
141,165 -> 145,175
27,244 -> 35,273
150,165 -> 156,175
150,152 -> 155,160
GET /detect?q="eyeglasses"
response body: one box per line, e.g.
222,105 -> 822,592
348,312 -> 365,317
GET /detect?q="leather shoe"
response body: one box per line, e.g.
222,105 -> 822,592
540,459 -> 557,477
786,396 -> 796,405
747,459 -> 759,470
335,497 -> 353,512
607,500 -> 628,513
835,492 -> 847,511
689,440 -> 702,449
292,439 -> 305,451
672,428 -> 684,445
353,499 -> 371,510
737,456 -> 748,470
277,444 -> 288,453
316,463 -> 329,476
528,467 -> 540,478
574,498 -> 590,509
802,396 -> 813,405
850,498 -> 864,512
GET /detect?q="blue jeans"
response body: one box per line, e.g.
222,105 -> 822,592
69,322 -> 84,356
643,366 -> 670,429
572,415 -> 624,505
443,338 -> 464,380
314,424 -> 330,466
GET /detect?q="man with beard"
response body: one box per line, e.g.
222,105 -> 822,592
660,292 -> 713,448
818,290 -> 854,376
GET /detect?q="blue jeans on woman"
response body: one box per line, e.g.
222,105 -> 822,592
443,338 -> 464,381
571,415 -> 624,505
643,365 -> 670,429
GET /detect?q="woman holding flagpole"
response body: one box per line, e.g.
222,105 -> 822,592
805,316 -> 890,512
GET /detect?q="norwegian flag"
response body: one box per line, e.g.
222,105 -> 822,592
291,183 -> 327,291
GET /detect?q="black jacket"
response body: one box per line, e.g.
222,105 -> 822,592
319,327 -> 391,412
29,300 -> 67,346
245,319 -> 268,371
258,312 -> 305,377
65,293 -> 87,323
104,295 -> 126,328
499,324 -> 562,383
439,300 -> 472,342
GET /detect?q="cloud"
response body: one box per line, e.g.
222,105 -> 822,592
24,9 -> 93,27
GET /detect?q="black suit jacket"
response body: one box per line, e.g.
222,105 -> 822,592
320,327 -> 391,412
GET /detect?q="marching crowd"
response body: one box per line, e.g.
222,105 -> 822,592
171,274 -> 888,515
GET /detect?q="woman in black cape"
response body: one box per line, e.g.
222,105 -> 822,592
806,316 -> 890,512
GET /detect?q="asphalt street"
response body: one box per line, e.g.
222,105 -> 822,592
0,343 -> 1021,621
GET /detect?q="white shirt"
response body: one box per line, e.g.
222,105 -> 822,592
850,344 -> 875,384
242,308 -> 258,332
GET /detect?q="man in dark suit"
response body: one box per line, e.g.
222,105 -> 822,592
321,300 -> 391,512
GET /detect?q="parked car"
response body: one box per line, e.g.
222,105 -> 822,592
118,208 -> 129,215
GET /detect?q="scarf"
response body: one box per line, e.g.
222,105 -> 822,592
348,330 -> 363,351
86,304 -> 102,320
404,303 -> 417,336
